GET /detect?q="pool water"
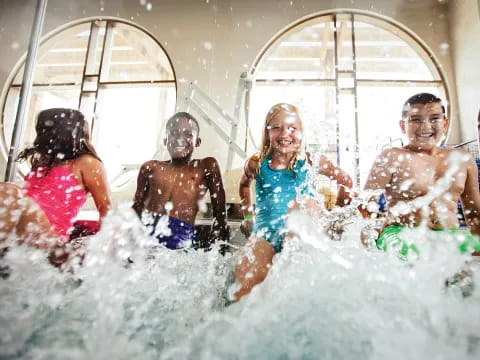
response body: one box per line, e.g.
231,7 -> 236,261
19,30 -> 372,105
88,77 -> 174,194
1,205 -> 479,360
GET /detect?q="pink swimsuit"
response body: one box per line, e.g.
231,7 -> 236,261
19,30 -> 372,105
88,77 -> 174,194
23,165 -> 87,237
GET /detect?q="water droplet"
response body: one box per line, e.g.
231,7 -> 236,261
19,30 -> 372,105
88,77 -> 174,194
439,42 -> 449,55
203,41 -> 213,50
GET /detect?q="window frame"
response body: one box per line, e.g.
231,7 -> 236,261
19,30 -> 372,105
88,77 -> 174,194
248,10 -> 450,187
0,17 -> 177,179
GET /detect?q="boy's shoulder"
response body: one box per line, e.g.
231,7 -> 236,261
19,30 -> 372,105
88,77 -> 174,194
398,145 -> 471,157
139,159 -> 169,172
383,146 -> 473,163
439,146 -> 475,163
376,146 -> 408,162
142,159 -> 168,166
194,157 -> 222,173
439,146 -> 470,156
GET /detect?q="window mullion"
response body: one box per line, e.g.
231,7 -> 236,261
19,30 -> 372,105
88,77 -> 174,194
351,13 -> 360,188
333,14 -> 340,166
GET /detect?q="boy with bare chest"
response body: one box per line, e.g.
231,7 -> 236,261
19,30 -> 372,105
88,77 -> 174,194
133,112 -> 228,250
364,93 -> 480,256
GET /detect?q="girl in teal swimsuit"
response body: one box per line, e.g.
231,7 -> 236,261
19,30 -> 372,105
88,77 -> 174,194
233,103 -> 353,302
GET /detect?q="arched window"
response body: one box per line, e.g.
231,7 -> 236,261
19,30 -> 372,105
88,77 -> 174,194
1,19 -> 176,189
249,12 -> 448,187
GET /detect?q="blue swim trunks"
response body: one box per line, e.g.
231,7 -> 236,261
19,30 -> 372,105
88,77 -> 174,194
144,215 -> 196,250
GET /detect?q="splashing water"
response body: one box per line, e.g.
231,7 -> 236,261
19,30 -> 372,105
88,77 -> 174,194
1,151 -> 480,359
172,212 -> 480,360
1,210 -> 479,359
388,151 -> 469,221
1,207 -> 231,359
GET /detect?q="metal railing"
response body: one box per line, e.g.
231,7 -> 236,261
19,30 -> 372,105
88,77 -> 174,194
108,72 -> 255,189
185,72 -> 255,170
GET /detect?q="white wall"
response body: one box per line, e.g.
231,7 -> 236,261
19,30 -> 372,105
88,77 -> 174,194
0,0 -> 465,178
448,0 -> 480,142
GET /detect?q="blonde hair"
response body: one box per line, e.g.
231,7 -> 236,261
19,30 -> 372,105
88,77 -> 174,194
256,103 -> 303,174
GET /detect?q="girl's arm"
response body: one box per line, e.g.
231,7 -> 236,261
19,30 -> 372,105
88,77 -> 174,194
239,155 -> 258,237
316,154 -> 353,206
78,155 -> 112,218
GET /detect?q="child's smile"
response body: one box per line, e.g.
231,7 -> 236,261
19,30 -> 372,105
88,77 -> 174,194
401,102 -> 448,151
267,113 -> 303,155
165,118 -> 200,160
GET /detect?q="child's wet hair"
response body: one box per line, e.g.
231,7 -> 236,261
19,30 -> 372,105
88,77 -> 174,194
17,108 -> 100,169
257,103 -> 303,173
166,112 -> 200,134
402,93 -> 446,120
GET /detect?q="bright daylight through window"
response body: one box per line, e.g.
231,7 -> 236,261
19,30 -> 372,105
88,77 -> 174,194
1,19 -> 176,188
249,12 -> 447,187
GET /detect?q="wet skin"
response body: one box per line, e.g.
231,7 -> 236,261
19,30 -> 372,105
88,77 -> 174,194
235,109 -> 353,302
133,117 -> 228,240
240,111 -> 353,233
239,111 -> 306,237
266,112 -> 304,167
364,102 -> 480,234
0,183 -> 55,246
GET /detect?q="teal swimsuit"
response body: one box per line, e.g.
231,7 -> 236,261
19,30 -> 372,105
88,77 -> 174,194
254,157 -> 308,252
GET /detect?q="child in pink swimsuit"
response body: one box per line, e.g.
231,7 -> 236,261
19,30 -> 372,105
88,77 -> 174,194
23,165 -> 87,237
18,108 -> 111,240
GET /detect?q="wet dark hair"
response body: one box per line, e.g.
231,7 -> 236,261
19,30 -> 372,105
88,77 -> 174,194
165,112 -> 200,134
17,108 -> 100,170
402,93 -> 446,120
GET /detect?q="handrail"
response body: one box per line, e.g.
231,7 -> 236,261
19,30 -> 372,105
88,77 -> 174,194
453,139 -> 477,148
109,74 -> 251,191
4,0 -> 48,182
187,101 -> 246,158
188,82 -> 236,125
185,77 -> 251,170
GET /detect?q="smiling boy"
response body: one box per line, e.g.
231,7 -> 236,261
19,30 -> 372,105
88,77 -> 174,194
364,93 -> 480,256
133,112 -> 228,250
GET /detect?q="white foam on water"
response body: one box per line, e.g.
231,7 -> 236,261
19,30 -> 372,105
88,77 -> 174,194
166,211 -> 479,359
1,207 -> 479,359
1,206 -> 231,359
1,151 -> 479,359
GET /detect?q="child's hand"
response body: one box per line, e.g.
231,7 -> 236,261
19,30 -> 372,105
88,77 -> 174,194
326,220 -> 344,241
360,224 -> 380,248
240,219 -> 254,238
